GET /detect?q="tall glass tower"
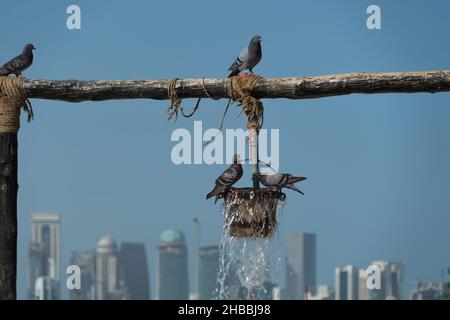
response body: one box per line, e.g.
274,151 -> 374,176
285,233 -> 316,299
156,230 -> 188,299
69,250 -> 96,300
29,213 -> 60,299
199,245 -> 219,300
119,242 -> 150,299
95,235 -> 119,300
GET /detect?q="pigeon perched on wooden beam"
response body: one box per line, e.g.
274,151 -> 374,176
206,154 -> 243,200
228,35 -> 262,77
0,43 -> 35,77
255,173 -> 306,195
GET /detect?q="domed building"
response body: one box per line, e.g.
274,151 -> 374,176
95,235 -> 119,300
159,229 -> 185,243
156,229 -> 188,299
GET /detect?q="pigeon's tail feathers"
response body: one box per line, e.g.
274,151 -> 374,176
228,68 -> 240,78
228,57 -> 242,77
285,184 -> 305,195
0,68 -> 10,76
228,57 -> 241,71
206,185 -> 224,200
288,176 -> 307,184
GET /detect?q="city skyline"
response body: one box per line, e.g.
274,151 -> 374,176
8,0 -> 450,299
26,213 -> 447,300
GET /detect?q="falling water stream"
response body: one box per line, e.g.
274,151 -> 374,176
215,198 -> 286,300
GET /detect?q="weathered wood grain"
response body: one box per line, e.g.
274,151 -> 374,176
22,70 -> 450,102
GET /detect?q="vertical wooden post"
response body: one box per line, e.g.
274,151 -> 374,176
0,133 -> 18,300
0,77 -> 22,300
249,127 -> 260,189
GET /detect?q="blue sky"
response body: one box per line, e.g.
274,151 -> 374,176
1,0 -> 449,299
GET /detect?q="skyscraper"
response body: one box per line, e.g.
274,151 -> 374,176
69,250 -> 96,300
95,235 -> 119,300
367,261 -> 405,300
28,213 -> 60,299
410,281 -> 444,300
358,268 -> 369,300
285,233 -> 316,299
308,285 -> 334,300
335,265 -> 359,300
199,245 -> 219,300
27,242 -> 47,299
119,242 -> 150,300
34,276 -> 59,300
156,230 -> 188,299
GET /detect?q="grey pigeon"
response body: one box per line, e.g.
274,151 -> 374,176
228,35 -> 262,77
0,43 -> 35,77
206,154 -> 243,200
255,173 -> 306,195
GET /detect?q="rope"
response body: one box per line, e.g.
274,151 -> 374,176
166,78 -> 182,121
166,78 -> 201,121
203,98 -> 231,147
227,74 -> 264,133
0,76 -> 33,133
204,74 -> 265,146
201,77 -> 220,100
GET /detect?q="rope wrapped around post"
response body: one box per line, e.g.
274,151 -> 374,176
0,77 -> 23,133
227,75 -> 264,133
228,75 -> 264,188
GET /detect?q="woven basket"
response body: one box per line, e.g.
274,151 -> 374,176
224,188 -> 285,238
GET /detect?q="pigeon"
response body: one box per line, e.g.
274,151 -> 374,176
228,35 -> 262,77
206,154 -> 243,200
255,173 -> 306,195
0,43 -> 35,77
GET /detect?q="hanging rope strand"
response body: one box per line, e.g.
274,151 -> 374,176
166,78 -> 201,121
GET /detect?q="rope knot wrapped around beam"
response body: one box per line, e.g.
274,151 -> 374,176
228,75 -> 264,132
0,77 -> 33,133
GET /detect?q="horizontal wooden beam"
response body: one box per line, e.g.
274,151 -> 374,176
22,70 -> 450,102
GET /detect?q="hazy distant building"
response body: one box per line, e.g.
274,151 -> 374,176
157,230 -> 188,299
410,281 -> 444,300
34,276 -> 58,300
358,268 -> 369,300
28,213 -> 60,299
272,287 -> 281,300
308,285 -> 334,300
285,233 -> 316,299
367,261 -> 404,300
31,213 -> 60,281
119,242 -> 150,300
199,245 -> 219,300
96,235 -> 119,300
335,265 -> 359,300
27,242 -> 47,299
69,250 -> 96,300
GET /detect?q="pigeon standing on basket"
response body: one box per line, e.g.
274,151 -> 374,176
228,35 -> 262,77
206,154 -> 243,200
255,173 -> 307,195
0,43 -> 35,77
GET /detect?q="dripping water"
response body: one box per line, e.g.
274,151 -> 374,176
215,197 -> 285,300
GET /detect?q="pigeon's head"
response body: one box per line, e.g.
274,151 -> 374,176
23,43 -> 36,54
250,35 -> 262,45
232,154 -> 241,164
